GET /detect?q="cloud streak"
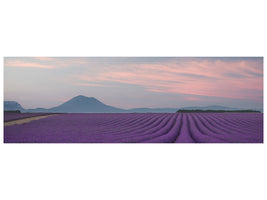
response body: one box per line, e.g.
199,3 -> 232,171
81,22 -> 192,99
5,60 -> 54,69
74,58 -> 263,101
74,82 -> 115,87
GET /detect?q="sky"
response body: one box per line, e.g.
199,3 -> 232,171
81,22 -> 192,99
4,57 -> 263,110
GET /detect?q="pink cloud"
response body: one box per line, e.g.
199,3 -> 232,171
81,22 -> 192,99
5,60 -> 54,69
33,57 -> 56,61
74,83 -> 114,87
6,57 -> 91,69
184,97 -> 205,101
74,59 -> 262,101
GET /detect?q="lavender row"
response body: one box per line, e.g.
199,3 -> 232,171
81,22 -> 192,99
4,113 -> 263,143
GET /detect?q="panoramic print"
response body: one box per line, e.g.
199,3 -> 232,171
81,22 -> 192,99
4,57 -> 263,143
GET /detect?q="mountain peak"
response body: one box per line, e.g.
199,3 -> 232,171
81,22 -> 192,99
71,95 -> 98,101
62,95 -> 104,107
74,95 -> 91,99
4,101 -> 24,111
48,95 -> 123,113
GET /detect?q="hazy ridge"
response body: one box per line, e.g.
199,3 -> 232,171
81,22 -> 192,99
4,95 -> 263,113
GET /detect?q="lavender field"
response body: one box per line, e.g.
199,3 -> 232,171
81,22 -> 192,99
4,113 -> 263,143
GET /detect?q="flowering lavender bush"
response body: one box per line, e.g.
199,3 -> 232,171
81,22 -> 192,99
4,113 -> 263,143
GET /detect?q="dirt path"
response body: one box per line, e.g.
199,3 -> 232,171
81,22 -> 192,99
4,114 -> 59,126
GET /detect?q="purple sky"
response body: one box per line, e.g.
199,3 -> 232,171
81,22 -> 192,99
4,57 -> 263,110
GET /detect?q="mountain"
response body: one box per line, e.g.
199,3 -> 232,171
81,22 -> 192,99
4,101 -> 25,112
25,95 -> 125,113
4,96 -> 261,113
49,95 -> 125,113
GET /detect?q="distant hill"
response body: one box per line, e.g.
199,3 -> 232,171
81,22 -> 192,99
4,96 -> 262,113
180,105 -> 241,110
180,105 -> 262,113
25,95 -> 125,113
49,95 -> 125,113
4,101 -> 25,112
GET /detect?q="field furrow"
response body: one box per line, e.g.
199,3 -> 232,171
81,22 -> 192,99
4,113 -> 263,143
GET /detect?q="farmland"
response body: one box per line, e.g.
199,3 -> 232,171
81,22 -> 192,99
4,113 -> 263,143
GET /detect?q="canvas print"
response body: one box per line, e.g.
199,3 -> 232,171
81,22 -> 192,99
4,57 -> 263,143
